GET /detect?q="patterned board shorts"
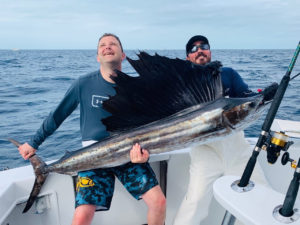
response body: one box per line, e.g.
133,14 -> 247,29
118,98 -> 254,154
75,162 -> 158,211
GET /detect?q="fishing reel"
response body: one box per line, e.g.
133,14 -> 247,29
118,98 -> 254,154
263,131 -> 294,165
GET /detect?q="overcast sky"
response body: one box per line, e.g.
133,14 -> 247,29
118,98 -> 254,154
1,0 -> 299,50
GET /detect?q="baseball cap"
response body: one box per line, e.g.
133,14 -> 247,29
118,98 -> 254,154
186,35 -> 210,55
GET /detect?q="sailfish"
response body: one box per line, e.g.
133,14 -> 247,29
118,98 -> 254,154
10,52 -> 277,213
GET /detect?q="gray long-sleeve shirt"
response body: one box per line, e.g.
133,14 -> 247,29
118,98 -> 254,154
29,70 -> 115,149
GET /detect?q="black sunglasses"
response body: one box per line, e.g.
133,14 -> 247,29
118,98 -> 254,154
189,44 -> 210,54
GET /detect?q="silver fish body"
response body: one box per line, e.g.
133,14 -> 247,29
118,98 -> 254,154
46,95 -> 266,175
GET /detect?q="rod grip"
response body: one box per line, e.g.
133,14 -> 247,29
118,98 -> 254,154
238,151 -> 259,187
280,162 -> 300,217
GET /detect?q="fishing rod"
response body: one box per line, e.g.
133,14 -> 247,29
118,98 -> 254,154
238,41 -> 300,188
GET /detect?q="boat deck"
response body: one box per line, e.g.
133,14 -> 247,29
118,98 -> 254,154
1,119 -> 300,225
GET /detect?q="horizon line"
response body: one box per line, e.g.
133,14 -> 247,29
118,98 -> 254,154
0,48 -> 295,51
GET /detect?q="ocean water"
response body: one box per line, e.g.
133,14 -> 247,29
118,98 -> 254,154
0,49 -> 299,169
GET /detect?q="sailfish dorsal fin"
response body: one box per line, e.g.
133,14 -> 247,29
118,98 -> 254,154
102,52 -> 223,132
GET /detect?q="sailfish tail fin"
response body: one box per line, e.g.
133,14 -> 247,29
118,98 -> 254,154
8,139 -> 48,213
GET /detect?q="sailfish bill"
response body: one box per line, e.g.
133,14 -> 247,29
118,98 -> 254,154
10,52 -> 277,213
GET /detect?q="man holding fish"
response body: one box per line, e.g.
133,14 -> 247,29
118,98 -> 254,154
173,35 -> 268,225
18,33 -> 166,225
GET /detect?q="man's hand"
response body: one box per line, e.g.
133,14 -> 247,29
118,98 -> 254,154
18,142 -> 36,160
130,143 -> 149,163
261,82 -> 279,101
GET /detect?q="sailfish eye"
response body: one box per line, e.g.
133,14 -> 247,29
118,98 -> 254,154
249,101 -> 256,108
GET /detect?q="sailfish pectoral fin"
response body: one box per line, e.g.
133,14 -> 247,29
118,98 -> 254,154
222,111 -> 236,130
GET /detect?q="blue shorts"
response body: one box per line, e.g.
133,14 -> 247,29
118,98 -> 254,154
75,162 -> 158,211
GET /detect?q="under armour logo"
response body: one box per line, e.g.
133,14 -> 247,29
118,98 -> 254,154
92,95 -> 109,108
